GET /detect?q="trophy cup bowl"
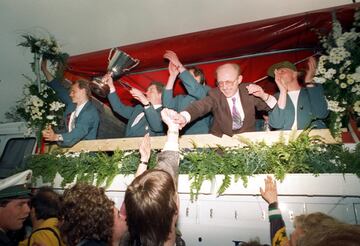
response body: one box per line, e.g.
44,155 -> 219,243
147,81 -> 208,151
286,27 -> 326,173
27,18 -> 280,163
89,49 -> 140,97
108,49 -> 140,80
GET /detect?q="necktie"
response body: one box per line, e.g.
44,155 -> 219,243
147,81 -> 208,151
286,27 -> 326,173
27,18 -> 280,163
232,97 -> 242,130
68,111 -> 76,132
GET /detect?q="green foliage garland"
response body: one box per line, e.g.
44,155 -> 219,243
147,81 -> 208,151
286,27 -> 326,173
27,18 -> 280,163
27,131 -> 360,200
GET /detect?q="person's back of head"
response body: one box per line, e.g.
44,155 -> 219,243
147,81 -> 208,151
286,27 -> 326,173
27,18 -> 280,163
125,169 -> 177,246
297,224 -> 360,246
295,212 -> 342,234
188,66 -> 206,85
31,187 -> 61,220
61,183 -> 114,246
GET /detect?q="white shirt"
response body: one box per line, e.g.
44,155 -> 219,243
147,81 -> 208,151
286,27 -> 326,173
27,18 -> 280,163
288,90 -> 301,130
68,101 -> 88,132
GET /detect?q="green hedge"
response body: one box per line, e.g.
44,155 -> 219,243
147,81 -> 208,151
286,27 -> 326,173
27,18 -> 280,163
27,130 -> 360,200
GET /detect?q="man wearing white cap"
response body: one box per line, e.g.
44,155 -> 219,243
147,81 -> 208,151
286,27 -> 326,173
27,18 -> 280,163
0,170 -> 32,246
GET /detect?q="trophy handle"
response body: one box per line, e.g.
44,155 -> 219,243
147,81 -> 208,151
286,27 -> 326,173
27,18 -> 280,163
122,58 -> 140,73
108,48 -> 116,62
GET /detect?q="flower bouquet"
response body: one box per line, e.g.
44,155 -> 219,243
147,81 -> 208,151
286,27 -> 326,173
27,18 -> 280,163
7,33 -> 68,151
314,9 -> 360,140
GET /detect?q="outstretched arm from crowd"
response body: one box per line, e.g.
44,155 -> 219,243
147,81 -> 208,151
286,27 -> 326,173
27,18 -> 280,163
155,108 -> 180,185
135,133 -> 151,177
260,176 -> 289,246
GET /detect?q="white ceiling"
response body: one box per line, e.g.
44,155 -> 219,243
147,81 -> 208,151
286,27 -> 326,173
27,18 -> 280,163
0,0 -> 352,122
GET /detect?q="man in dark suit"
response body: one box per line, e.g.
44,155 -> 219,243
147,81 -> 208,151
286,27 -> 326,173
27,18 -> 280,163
102,73 -> 164,137
41,60 -> 100,147
174,63 -> 277,137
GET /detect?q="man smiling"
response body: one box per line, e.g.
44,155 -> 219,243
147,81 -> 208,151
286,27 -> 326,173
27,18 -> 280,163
174,63 -> 276,137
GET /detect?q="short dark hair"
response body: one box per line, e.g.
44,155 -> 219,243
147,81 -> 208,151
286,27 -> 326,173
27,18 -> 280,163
149,81 -> 164,93
74,79 -> 92,99
188,66 -> 206,85
31,187 -> 61,220
61,183 -> 114,245
125,169 -> 177,246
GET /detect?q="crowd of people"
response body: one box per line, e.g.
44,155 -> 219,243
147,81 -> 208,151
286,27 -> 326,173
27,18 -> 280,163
40,50 -> 328,147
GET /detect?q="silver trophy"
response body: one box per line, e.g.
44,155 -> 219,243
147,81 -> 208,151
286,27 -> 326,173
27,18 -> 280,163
90,48 -> 140,97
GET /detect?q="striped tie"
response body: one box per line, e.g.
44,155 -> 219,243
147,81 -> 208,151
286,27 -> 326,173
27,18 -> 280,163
232,97 -> 242,130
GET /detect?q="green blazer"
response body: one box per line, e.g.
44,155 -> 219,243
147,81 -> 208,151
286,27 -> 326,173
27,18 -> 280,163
49,79 -> 100,147
162,70 -> 211,134
269,85 -> 329,130
108,92 -> 164,137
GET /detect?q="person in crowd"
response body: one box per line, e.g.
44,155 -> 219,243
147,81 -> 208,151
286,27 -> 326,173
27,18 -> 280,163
260,176 -> 350,246
0,170 -> 32,246
163,50 -> 211,134
267,57 -> 329,130
124,108 -> 183,246
297,223 -> 360,246
19,187 -> 65,246
41,59 -> 100,147
61,183 -> 121,246
102,73 -> 165,137
172,63 -> 277,137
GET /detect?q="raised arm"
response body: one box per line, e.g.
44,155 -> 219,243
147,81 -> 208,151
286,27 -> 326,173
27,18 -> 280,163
41,59 -> 73,106
164,50 -> 208,99
162,61 -> 180,109
135,133 -> 151,177
155,108 -> 180,185
102,74 -> 135,119
260,176 -> 289,246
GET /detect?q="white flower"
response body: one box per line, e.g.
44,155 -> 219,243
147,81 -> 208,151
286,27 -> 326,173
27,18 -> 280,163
313,77 -> 326,84
339,74 -> 346,80
354,101 -> 360,114
340,82 -> 347,88
327,99 -> 346,112
347,78 -> 354,85
46,115 -> 55,120
356,66 -> 360,74
49,101 -> 65,111
351,84 -> 360,95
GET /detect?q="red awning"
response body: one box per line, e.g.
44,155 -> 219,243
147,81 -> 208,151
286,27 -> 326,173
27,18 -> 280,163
64,3 -> 358,105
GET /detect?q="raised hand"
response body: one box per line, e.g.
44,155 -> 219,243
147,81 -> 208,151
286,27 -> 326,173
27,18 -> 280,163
169,62 -> 180,78
163,50 -> 185,73
101,72 -> 115,92
246,84 -> 269,101
161,108 -> 179,130
130,87 -> 149,105
274,69 -> 288,93
260,176 -> 278,204
305,56 -> 317,83
139,133 -> 151,163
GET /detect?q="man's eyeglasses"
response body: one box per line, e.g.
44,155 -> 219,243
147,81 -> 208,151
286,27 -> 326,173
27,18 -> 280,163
217,79 -> 237,87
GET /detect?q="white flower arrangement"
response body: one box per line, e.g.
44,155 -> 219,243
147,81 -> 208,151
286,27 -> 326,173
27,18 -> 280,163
16,77 -> 65,133
10,33 -> 68,144
314,9 -> 360,138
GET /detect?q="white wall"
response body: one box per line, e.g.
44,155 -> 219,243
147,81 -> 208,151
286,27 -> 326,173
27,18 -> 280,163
0,0 -> 352,122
